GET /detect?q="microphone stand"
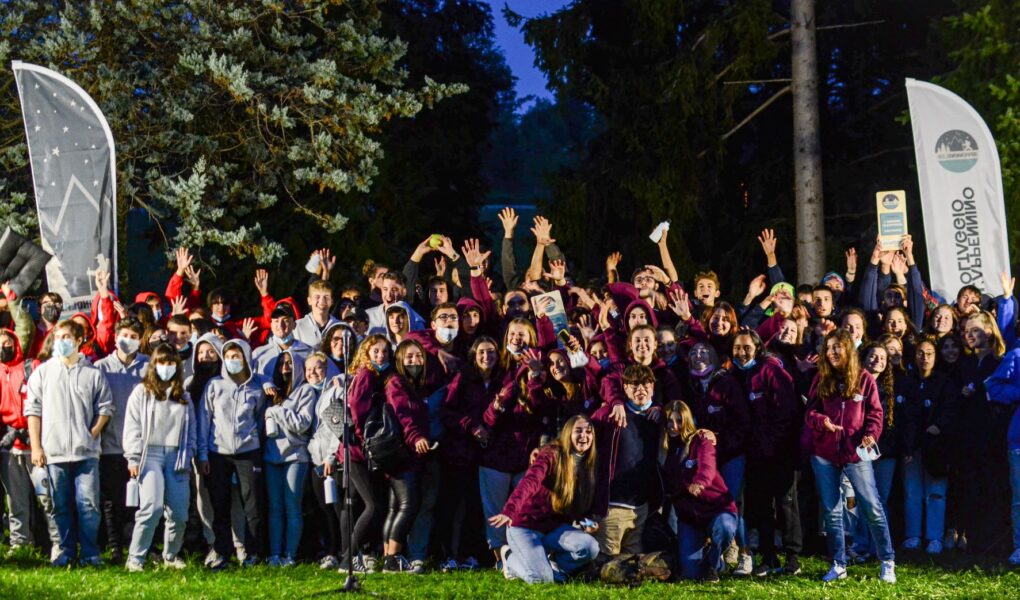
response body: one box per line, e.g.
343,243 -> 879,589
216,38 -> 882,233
339,330 -> 359,592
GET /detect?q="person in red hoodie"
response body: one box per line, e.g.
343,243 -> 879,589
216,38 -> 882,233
805,329 -> 896,584
662,400 -> 738,582
436,336 -> 503,572
335,333 -> 389,574
489,414 -> 604,583
379,340 -> 434,574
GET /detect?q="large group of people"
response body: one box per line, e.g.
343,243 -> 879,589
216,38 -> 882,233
1,208 -> 1019,587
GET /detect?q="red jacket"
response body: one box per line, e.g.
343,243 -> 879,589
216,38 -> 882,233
0,329 -> 32,451
440,368 -> 503,468
662,433 -> 737,526
480,366 -> 546,474
803,370 -> 884,465
164,273 -> 201,313
384,375 -> 430,473
502,445 -> 608,533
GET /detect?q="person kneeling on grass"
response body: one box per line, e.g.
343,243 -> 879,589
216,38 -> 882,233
662,401 -> 735,582
488,415 -> 605,583
122,344 -> 197,572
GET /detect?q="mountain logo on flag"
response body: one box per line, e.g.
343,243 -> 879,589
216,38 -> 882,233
934,130 -> 978,173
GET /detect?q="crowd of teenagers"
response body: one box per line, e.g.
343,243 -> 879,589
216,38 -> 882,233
2,208 -> 1020,587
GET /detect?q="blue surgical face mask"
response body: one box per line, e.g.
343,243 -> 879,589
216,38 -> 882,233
276,333 -> 294,346
736,357 -> 757,371
371,361 -> 390,372
310,380 -> 325,392
224,358 -> 244,375
690,364 -> 713,378
626,400 -> 651,414
54,338 -> 77,359
151,307 -> 162,322
598,358 -> 611,370
436,327 -> 458,344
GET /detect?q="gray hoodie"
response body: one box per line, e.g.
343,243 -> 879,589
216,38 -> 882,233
251,336 -> 313,378
198,339 -> 271,460
264,349 -> 315,464
294,312 -> 341,348
95,352 -> 149,455
24,356 -> 114,463
308,372 -> 350,467
122,384 -> 197,472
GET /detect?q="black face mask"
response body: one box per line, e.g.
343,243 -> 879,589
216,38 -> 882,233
195,361 -> 219,376
0,347 -> 14,363
42,305 -> 61,323
405,364 -> 423,379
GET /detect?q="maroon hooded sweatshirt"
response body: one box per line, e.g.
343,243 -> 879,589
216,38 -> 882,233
440,366 -> 504,469
480,365 -> 546,474
502,445 -> 609,533
682,368 -> 750,465
803,370 -> 883,465
731,355 -> 800,462
662,433 -> 737,526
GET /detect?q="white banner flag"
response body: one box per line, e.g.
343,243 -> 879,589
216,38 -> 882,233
906,78 -> 1010,299
12,61 -> 118,317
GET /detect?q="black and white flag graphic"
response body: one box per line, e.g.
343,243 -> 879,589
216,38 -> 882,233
13,61 -> 118,317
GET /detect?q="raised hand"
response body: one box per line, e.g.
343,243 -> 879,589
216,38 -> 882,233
522,348 -> 544,375
175,247 -> 193,276
845,247 -> 857,275
95,268 -> 111,299
412,237 -> 434,262
498,207 -> 518,239
185,265 -> 202,288
0,280 -> 10,300
112,300 -> 128,319
170,295 -> 187,316
320,249 -> 336,278
462,238 -> 491,270
241,317 -> 257,340
757,229 -> 777,264
747,274 -> 767,298
900,233 -> 915,265
254,269 -> 270,297
643,264 -> 670,284
668,288 -> 692,321
570,287 -> 596,310
434,256 -> 447,277
437,235 -> 458,259
890,252 -> 907,276
531,216 -> 555,246
1001,271 -> 1015,299
605,251 -> 622,272
576,314 -> 596,341
543,259 -> 567,283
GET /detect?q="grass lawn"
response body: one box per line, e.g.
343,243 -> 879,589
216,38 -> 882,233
1,547 -> 1018,599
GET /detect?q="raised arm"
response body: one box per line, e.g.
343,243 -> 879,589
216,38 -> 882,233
656,227 -> 679,284
758,228 -> 787,286
525,215 -> 555,282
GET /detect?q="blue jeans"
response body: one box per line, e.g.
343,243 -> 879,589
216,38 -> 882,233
505,523 -> 599,583
1009,449 -> 1020,551
903,457 -> 948,542
677,512 -> 738,579
479,466 -> 525,550
853,457 -> 895,553
48,458 -> 101,562
128,446 -> 191,562
265,461 -> 308,558
719,455 -> 746,546
811,455 -> 894,567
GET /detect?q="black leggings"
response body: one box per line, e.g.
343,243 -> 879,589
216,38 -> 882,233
310,470 -> 345,558
435,462 -> 486,560
382,470 -> 419,546
340,461 -> 377,562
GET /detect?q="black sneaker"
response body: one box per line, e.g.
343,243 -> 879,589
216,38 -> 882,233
703,565 -> 721,583
782,553 -> 802,576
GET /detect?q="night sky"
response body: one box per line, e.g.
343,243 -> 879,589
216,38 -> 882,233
482,0 -> 571,106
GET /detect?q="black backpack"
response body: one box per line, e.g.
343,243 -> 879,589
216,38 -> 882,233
362,391 -> 409,474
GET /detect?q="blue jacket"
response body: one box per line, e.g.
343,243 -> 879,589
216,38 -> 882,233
984,348 -> 1020,450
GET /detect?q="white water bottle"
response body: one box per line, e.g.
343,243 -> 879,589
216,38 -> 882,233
305,253 -> 322,274
324,475 -> 337,504
648,220 -> 670,243
31,466 -> 51,499
265,415 -> 279,438
125,478 -> 140,507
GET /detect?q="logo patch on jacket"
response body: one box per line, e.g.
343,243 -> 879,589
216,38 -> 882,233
749,392 -> 763,402
707,405 -> 722,414
895,395 -> 904,404
685,459 -> 697,469
924,399 -> 932,408
852,394 -> 864,403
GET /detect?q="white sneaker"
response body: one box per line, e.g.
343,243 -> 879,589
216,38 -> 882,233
319,555 -> 340,570
902,537 -> 921,550
162,554 -> 187,570
1008,548 -> 1020,566
126,558 -> 145,573
926,539 -> 943,555
821,563 -> 847,582
499,545 -> 513,579
50,545 -> 62,562
409,559 -> 425,574
880,560 -> 896,584
204,549 -> 222,567
732,553 -> 753,576
723,540 -> 739,567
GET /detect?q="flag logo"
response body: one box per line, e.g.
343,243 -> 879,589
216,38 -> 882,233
934,130 -> 979,173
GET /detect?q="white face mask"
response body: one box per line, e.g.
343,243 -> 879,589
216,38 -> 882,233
116,336 -> 140,355
224,358 -> 245,375
156,364 -> 177,382
436,327 -> 458,344
54,338 -> 76,358
856,444 -> 881,462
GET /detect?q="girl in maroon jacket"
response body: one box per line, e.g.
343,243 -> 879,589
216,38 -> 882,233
730,329 -> 802,576
526,342 -> 603,442
436,336 -> 503,571
379,340 -> 433,573
335,333 -> 390,573
489,415 -> 603,583
662,400 -> 737,582
479,348 -> 547,565
805,329 -> 896,584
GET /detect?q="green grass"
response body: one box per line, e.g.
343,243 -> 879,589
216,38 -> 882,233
1,546 -> 1017,599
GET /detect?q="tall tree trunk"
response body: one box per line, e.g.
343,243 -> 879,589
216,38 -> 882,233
791,0 -> 825,284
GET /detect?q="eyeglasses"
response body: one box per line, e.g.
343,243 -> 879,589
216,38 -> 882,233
634,276 -> 656,284
435,314 -> 459,323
